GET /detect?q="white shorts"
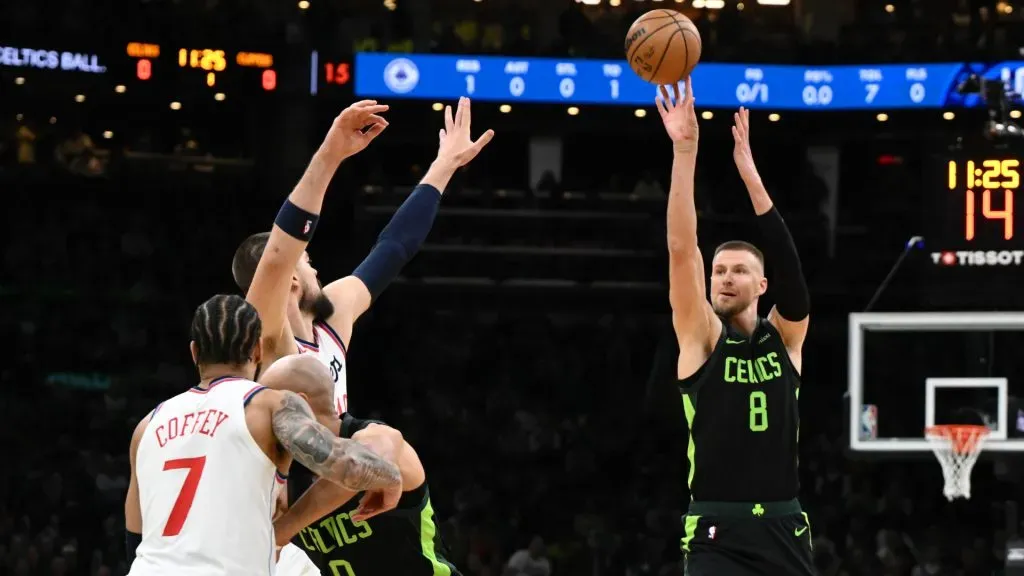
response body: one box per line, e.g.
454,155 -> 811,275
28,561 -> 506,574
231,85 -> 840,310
276,543 -> 320,576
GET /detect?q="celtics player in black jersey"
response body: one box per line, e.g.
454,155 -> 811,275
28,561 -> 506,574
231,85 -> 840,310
265,355 -> 460,576
658,81 -> 815,576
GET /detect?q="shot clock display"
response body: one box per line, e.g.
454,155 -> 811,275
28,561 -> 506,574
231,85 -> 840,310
924,149 -> 1023,270
946,158 -> 1016,242
921,149 -> 1024,309
308,51 -> 352,95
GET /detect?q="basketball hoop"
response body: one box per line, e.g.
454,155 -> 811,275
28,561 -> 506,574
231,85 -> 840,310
925,424 -> 990,501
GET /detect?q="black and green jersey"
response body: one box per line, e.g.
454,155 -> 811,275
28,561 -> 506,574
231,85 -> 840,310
677,316 -> 800,502
289,414 -> 460,576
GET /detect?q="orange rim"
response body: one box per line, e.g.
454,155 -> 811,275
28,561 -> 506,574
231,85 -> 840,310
925,424 -> 990,454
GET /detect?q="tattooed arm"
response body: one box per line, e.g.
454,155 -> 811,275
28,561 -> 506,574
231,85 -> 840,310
270,390 -> 402,491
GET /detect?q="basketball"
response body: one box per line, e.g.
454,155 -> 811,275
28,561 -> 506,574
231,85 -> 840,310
624,9 -> 701,85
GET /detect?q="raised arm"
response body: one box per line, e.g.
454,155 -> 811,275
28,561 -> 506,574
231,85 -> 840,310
267,390 -> 402,492
658,79 -> 719,379
731,107 -> 810,357
245,101 -> 389,363
322,97 -> 495,347
124,414 -> 150,567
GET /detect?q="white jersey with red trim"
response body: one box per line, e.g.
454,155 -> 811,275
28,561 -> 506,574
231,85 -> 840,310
129,377 -> 286,576
295,320 -> 348,414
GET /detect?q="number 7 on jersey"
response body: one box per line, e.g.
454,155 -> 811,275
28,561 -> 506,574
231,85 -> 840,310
161,456 -> 207,536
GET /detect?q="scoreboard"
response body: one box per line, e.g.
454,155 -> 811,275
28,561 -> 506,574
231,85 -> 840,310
4,41 -> 1024,111
354,53 -> 1024,110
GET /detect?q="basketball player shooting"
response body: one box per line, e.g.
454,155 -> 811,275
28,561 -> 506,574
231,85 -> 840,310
260,355 -> 461,576
233,96 -> 495,415
123,295 -> 401,575
658,81 -> 814,576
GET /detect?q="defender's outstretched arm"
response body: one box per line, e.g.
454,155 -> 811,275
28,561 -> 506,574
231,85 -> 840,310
245,102 -> 389,365
322,97 -> 495,348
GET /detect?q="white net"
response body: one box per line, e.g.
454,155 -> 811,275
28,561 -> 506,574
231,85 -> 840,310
925,425 -> 989,501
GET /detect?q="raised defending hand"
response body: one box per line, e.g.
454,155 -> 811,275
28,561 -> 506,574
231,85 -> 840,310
322,100 -> 390,162
731,106 -> 760,183
436,97 -> 495,168
657,77 -> 698,153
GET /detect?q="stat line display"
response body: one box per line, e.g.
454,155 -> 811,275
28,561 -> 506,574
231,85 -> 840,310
354,52 -> 1024,110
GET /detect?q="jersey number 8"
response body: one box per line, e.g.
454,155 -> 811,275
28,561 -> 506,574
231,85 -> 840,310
749,391 -> 768,432
329,559 -> 356,576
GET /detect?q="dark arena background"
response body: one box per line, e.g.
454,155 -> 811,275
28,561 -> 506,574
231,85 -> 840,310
4,0 -> 1024,575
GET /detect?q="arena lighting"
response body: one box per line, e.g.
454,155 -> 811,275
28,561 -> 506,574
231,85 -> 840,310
944,111 -> 956,120
876,112 -> 889,122
885,3 -> 895,12
214,92 -> 226,101
499,104 -> 511,113
298,0 -> 309,8
14,76 -> 24,85
102,131 -> 113,139
170,101 -> 182,110
114,84 -> 126,93
609,0 -> 621,5
737,2 -> 745,9
15,113 -> 23,121
701,110 -> 714,119
577,0 -> 601,4
768,113 -> 780,121
1012,110 -> 1023,119
692,0 -> 706,7
74,94 -> 85,103
567,106 -> 580,115
634,108 -> 647,118
432,102 -> 443,111
756,0 -> 790,5
705,0 -> 725,8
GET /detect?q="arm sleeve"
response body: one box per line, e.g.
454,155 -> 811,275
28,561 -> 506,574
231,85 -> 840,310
756,207 -> 809,321
352,184 -> 441,299
125,530 -> 142,566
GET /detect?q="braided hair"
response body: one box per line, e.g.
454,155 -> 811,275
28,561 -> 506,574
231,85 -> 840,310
190,294 -> 262,366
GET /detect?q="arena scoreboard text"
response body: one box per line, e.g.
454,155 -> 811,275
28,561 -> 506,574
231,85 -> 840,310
354,53 -> 1024,110
6,42 -> 1024,111
125,42 -> 278,91
924,149 -> 1022,268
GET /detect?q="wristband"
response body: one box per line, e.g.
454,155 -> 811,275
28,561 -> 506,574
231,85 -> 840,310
274,199 -> 319,242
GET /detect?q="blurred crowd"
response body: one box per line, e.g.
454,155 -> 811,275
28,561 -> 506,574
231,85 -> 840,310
4,0 -> 1024,65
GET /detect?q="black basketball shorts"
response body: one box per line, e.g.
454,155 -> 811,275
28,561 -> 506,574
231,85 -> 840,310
681,502 -> 815,576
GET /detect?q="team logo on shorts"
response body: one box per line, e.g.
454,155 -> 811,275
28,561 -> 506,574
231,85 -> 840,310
708,526 -> 716,540
383,58 -> 419,94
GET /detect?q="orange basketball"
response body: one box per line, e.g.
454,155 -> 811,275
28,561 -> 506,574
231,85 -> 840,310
624,9 -> 702,85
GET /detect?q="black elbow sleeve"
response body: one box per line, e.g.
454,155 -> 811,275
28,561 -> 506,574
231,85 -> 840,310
756,207 -> 810,321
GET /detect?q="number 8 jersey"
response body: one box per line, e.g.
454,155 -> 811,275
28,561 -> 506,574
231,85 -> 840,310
676,317 -> 801,502
130,377 -> 286,576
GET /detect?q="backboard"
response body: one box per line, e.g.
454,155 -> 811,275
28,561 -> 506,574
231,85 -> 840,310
848,312 -> 1024,454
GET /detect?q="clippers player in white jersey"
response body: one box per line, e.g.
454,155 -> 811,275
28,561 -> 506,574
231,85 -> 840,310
233,98 -> 493,576
232,97 -> 494,414
124,294 -> 402,576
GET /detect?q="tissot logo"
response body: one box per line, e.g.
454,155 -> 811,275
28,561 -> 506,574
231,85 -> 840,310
0,46 -> 106,73
930,250 -> 1024,266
